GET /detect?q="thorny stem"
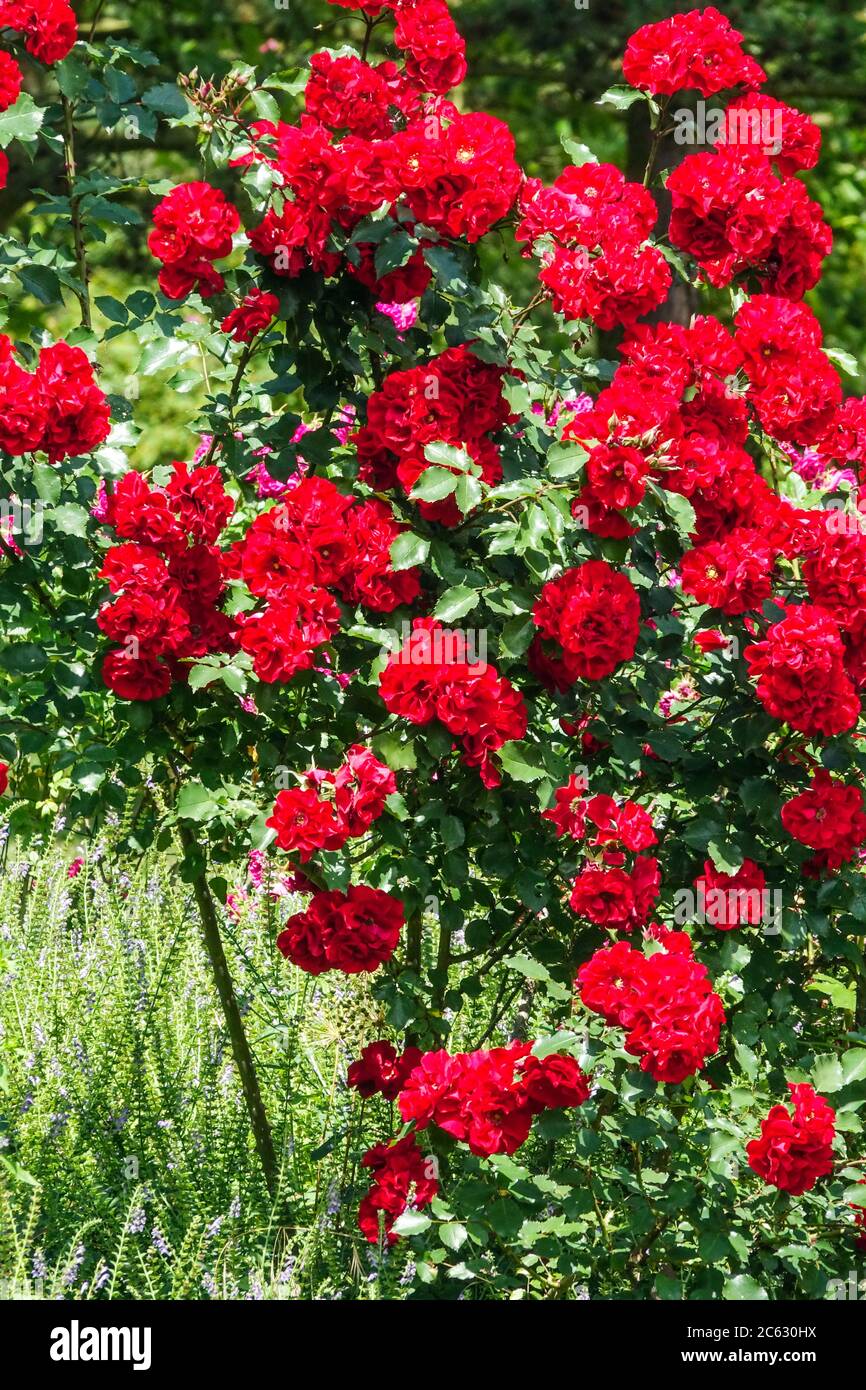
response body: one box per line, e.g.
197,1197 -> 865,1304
643,97 -> 673,189
176,820 -> 281,1200
201,339 -> 256,468
405,910 -> 423,974
61,96 -> 93,331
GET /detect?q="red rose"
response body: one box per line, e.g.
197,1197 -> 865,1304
747,1084 -> 836,1195
623,7 -> 766,98
149,182 -> 240,300
533,560 -> 641,681
357,1134 -> 438,1245
577,933 -> 725,1085
695,858 -> 767,929
278,885 -> 404,976
220,288 -> 279,343
0,50 -> 23,110
347,1041 -> 422,1101
744,604 -> 861,736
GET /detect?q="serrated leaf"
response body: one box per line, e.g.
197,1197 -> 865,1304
0,94 -> 44,149
433,586 -> 480,623
440,1222 -> 467,1252
391,1210 -> 431,1237
498,742 -> 546,783
813,1054 -> 845,1093
596,84 -> 646,111
411,467 -> 459,503
722,1275 -> 768,1301
389,532 -> 429,571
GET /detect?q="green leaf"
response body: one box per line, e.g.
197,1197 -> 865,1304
389,532 -> 429,571
498,742 -> 546,783
440,1222 -> 468,1252
0,94 -> 44,149
54,56 -> 91,101
434,586 -> 481,623
825,347 -> 859,377
139,337 -> 188,375
52,503 -> 90,538
455,474 -> 483,515
423,442 -> 473,472
423,244 -> 470,293
504,954 -> 551,982
663,491 -> 697,535
559,136 -> 597,166
806,975 -> 856,1012
722,1275 -> 769,1301
391,1210 -> 431,1237
32,463 -> 61,505
141,83 -> 190,118
812,1054 -> 845,1093
596,85 -> 647,111
372,732 -> 417,772
96,295 -> 129,325
374,229 -> 415,279
707,840 -> 743,876
16,265 -> 61,305
531,1031 -> 582,1060
176,784 -> 219,824
547,442 -> 588,479
0,643 -> 47,674
410,467 -> 459,503
842,1049 -> 866,1085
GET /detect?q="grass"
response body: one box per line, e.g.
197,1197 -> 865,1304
0,823 -> 419,1300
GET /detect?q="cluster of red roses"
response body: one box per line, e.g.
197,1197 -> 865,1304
537,290 -> 865,736
277,883 -> 405,976
0,761 -> 8,795
781,769 -> 866,877
695,857 -> 768,929
150,0 -> 520,313
744,605 -> 861,739
530,559 -> 641,691
542,776 -> 662,934
516,162 -> 671,331
352,345 -> 516,525
225,475 -> 421,685
267,744 -> 396,862
97,464 -> 236,700
357,1040 -> 590,1242
97,463 -> 422,700
746,1083 -> 836,1196
0,335 -> 110,463
623,6 -> 766,97
668,145 -> 830,301
358,1134 -> 438,1245
378,617 -> 528,788
398,1044 -> 590,1157
576,928 -> 726,1085
148,181 -> 241,301
623,10 -> 831,299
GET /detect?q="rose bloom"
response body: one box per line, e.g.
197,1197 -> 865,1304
746,1083 -> 836,1195
221,288 -> 279,343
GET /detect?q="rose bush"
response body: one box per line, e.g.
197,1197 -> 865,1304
2,1 -> 866,1299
